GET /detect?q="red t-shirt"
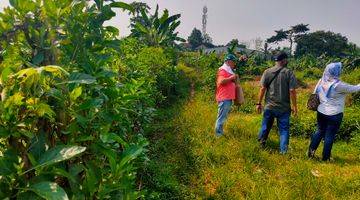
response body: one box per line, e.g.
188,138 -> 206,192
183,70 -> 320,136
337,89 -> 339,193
216,69 -> 236,102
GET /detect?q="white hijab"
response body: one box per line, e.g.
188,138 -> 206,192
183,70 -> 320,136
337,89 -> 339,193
315,62 -> 342,98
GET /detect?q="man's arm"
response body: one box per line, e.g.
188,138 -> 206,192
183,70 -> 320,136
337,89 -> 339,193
256,87 -> 267,114
256,71 -> 268,114
290,89 -> 298,116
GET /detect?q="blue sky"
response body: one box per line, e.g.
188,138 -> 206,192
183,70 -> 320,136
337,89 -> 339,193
1,0 -> 360,47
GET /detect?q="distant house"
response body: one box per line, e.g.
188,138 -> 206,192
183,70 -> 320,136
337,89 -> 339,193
178,43 -> 215,51
178,42 -> 192,50
199,46 -> 269,59
195,44 -> 209,51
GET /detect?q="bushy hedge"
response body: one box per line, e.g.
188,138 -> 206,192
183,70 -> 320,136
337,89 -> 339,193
0,1 -> 188,199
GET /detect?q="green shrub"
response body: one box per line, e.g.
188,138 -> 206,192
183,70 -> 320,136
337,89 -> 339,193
0,1 -> 186,198
290,114 -> 317,137
302,68 -> 322,80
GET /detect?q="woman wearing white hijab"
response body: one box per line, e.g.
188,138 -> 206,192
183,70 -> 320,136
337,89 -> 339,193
308,62 -> 360,161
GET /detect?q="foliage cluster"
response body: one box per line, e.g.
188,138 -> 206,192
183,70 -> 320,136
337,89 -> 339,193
0,0 -> 187,199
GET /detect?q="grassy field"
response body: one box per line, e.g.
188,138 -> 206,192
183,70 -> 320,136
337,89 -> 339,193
144,78 -> 360,199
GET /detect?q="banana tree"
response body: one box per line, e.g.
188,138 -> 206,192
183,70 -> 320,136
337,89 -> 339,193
130,5 -> 185,47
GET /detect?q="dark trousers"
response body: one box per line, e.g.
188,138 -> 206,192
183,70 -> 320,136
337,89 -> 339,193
258,109 -> 291,153
309,112 -> 343,161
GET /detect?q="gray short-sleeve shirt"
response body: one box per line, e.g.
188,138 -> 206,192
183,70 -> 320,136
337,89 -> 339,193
260,66 -> 297,112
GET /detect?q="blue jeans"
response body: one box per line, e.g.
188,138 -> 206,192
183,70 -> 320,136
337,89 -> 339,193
215,100 -> 232,136
258,109 -> 291,153
309,112 -> 343,161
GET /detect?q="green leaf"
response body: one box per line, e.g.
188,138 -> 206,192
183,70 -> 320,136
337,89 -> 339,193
15,68 -> 39,89
119,143 -> 147,168
69,164 -> 85,177
83,162 -> 100,196
175,37 -> 186,42
28,182 -> 69,200
154,5 -> 159,20
48,88 -> 65,102
51,168 -> 77,183
44,0 -> 57,14
59,73 -> 96,85
4,92 -> 24,108
24,145 -> 86,174
110,2 -> 134,13
134,22 -> 148,34
9,0 -> 18,8
75,135 -> 94,142
70,86 -> 82,101
42,66 -> 69,77
68,164 -> 85,194
29,131 -> 47,161
17,191 -> 43,200
100,5 -> 116,21
0,127 -> 10,137
1,67 -> 13,83
94,0 -> 103,9
104,26 -> 119,36
160,14 -> 181,30
100,132 -> 127,146
38,146 -> 86,167
159,9 -> 169,24
15,68 -> 37,78
32,52 -> 44,65
10,0 -> 37,14
94,143 -> 117,174
34,103 -> 56,119
27,153 -> 38,167
169,21 -> 181,33
78,98 -> 103,110
0,149 -> 18,176
140,8 -> 150,25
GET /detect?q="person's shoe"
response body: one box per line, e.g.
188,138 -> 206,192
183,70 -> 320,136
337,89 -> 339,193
308,148 -> 315,158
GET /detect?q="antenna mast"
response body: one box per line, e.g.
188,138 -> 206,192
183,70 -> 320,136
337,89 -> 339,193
202,5 -> 208,35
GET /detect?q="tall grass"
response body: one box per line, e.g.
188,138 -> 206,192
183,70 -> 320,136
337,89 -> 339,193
143,69 -> 360,199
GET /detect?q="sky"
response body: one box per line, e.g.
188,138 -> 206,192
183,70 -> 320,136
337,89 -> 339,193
1,0 -> 360,47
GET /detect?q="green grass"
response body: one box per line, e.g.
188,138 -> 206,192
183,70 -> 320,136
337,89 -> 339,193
143,80 -> 360,200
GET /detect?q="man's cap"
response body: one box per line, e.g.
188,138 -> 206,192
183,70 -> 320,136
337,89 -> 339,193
274,52 -> 288,61
224,54 -> 237,62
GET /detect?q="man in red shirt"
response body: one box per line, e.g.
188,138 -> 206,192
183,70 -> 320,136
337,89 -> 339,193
215,54 -> 239,136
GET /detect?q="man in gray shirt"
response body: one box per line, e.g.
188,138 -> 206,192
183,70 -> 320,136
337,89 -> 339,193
256,52 -> 298,154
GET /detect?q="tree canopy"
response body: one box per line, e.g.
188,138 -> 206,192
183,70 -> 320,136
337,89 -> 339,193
295,31 -> 350,57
